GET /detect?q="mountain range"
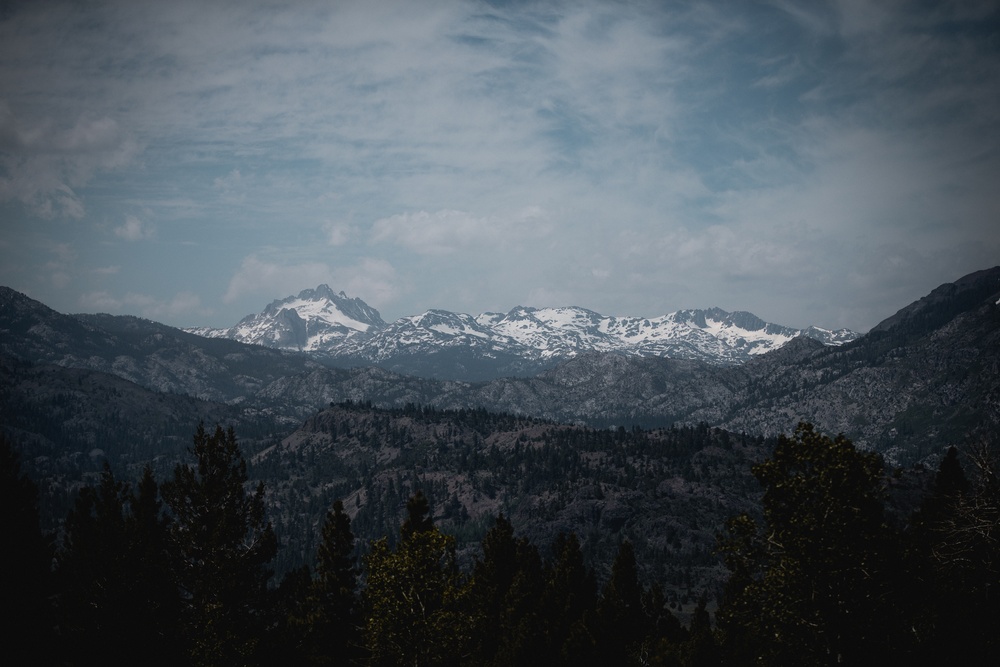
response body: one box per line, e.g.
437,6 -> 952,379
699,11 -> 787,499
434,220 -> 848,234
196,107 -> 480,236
3,266 -> 998,469
187,285 -> 859,380
3,266 -> 998,593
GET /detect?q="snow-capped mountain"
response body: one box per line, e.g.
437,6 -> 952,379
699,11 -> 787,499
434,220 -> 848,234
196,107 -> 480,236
189,285 -> 385,351
186,286 -> 859,378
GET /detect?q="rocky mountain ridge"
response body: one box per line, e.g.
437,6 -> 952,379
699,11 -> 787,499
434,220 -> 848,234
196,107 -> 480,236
188,285 -> 859,379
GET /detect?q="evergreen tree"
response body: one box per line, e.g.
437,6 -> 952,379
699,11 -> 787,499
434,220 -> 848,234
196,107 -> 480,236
301,499 -> 362,665
363,491 -> 472,666
1,436 -> 55,664
593,540 -> 649,665
639,584 -> 687,667
717,423 -> 902,666
911,441 -> 999,665
401,488 -> 434,539
536,532 -> 597,666
684,595 -> 722,667
161,423 -> 277,666
56,464 -> 181,664
469,514 -> 548,666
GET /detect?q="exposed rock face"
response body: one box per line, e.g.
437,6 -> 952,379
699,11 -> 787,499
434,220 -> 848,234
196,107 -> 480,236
186,286 -> 859,380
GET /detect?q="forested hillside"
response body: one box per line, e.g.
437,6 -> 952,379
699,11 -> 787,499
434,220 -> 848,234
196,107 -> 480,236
5,420 -> 996,665
256,401 -> 769,594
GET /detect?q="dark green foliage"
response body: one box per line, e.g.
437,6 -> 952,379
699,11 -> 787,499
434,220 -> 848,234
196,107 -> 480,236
468,514 -> 547,666
302,499 -> 363,664
538,532 -> 598,665
401,488 -> 435,539
363,492 -> 473,666
905,440 -> 1000,665
265,402 -> 767,599
0,436 -> 56,664
161,423 -> 278,666
55,464 -> 180,664
717,423 -> 902,665
592,541 -> 648,664
26,410 -> 1000,664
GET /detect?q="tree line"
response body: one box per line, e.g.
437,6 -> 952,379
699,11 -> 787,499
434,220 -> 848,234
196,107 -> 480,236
3,420 -> 998,665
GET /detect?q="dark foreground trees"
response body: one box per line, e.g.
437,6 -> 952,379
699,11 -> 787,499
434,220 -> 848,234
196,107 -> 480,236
1,435 -> 56,664
161,423 -> 278,665
10,419 -> 998,664
717,423 -> 901,665
56,466 -> 180,663
717,423 -> 1000,666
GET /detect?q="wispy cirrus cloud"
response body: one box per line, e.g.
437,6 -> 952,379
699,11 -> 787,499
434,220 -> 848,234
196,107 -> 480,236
0,0 -> 997,331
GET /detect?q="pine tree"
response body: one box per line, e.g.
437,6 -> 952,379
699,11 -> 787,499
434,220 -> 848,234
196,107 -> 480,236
537,532 -> 597,666
469,514 -> 547,666
161,423 -> 277,666
912,441 -> 999,664
363,491 -> 472,666
56,464 -> 181,664
1,436 -> 55,664
593,540 -> 649,665
717,423 -> 902,665
400,488 -> 434,539
304,499 -> 362,664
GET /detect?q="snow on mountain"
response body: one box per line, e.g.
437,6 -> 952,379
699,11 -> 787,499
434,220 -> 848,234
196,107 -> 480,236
187,286 -> 861,368
188,285 -> 385,351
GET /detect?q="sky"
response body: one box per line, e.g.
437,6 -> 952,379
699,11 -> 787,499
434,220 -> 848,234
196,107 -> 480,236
1,0 -> 998,333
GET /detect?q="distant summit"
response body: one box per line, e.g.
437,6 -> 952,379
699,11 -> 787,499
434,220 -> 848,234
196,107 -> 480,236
186,286 -> 860,379
188,285 -> 385,351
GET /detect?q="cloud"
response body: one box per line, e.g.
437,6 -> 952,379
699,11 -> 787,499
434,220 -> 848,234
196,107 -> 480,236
323,221 -> 353,247
0,102 -> 139,218
213,168 -> 247,204
114,215 -> 154,241
92,265 -> 120,275
335,258 -> 401,311
78,290 -> 123,312
78,289 -> 209,320
135,291 -> 207,320
371,207 -> 552,255
3,1 -> 998,332
41,242 -> 77,291
223,254 -> 333,304
223,253 -> 402,314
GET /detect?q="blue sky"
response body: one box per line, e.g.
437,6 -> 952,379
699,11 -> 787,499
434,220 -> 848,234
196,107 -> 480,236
2,0 -> 998,332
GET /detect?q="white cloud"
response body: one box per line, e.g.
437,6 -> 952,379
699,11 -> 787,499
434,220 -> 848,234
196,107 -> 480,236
132,291 -> 207,320
79,289 -> 208,320
78,290 -> 122,312
115,215 -> 154,241
213,168 -> 246,204
0,102 -> 138,219
223,254 -> 333,304
334,258 -> 401,311
3,1 -> 998,332
223,253 -> 402,315
323,221 -> 353,247
371,207 -> 552,255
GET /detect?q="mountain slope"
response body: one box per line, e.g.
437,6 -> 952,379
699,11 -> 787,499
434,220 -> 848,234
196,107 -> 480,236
244,268 -> 1000,462
3,267 -> 997,465
0,287 -> 323,407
